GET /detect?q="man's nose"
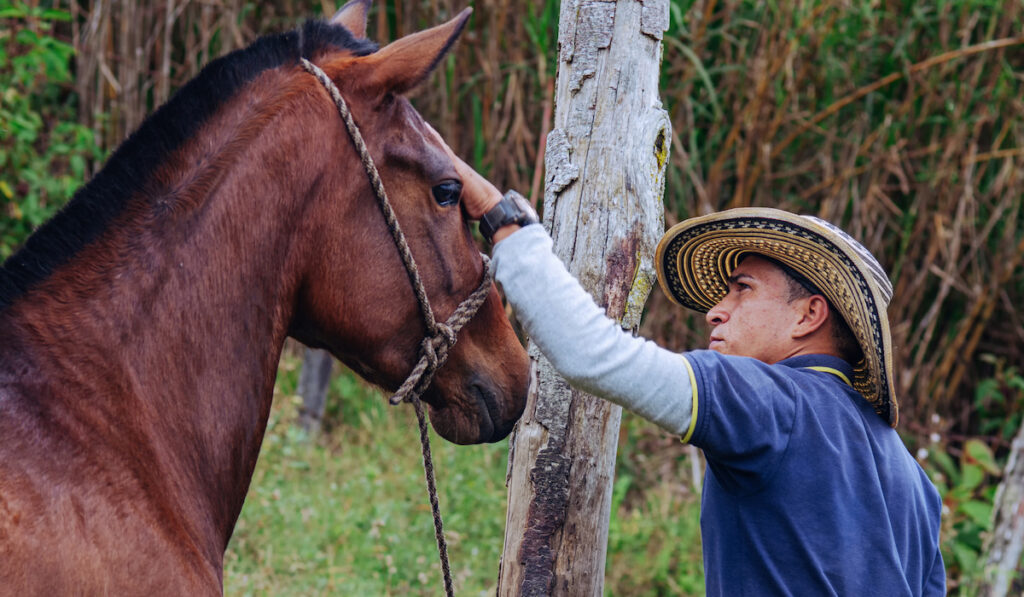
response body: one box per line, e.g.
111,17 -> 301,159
706,301 -> 728,326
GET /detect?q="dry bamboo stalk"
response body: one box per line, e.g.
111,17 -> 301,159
159,0 -> 174,106
528,76 -> 553,205
771,36 -> 1024,159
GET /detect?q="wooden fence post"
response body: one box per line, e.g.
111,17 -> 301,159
297,347 -> 334,435
497,1 -> 671,594
977,421 -> 1024,596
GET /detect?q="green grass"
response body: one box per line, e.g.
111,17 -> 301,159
223,353 -> 704,595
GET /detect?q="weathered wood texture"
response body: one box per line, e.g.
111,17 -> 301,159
977,422 -> 1024,597
497,1 -> 670,594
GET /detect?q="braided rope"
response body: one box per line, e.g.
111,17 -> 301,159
412,393 -> 454,596
389,257 -> 492,405
300,57 -> 494,597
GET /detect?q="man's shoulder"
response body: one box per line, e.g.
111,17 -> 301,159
683,350 -> 855,393
683,350 -> 870,445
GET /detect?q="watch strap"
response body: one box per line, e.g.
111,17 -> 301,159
479,190 -> 539,242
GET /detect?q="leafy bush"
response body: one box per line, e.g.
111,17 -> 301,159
922,357 -> 1024,594
0,1 -> 101,259
924,437 -> 1002,593
606,413 -> 704,595
974,355 -> 1024,442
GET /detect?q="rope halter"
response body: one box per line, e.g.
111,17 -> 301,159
299,57 -> 493,406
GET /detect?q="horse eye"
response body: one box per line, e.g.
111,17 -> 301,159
431,180 -> 462,207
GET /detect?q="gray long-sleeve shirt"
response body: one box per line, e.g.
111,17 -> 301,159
491,224 -> 693,436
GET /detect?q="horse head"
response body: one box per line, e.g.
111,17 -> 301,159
288,1 -> 529,444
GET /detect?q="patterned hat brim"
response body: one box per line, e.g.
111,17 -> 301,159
655,208 -> 898,427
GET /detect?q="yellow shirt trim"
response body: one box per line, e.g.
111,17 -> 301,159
680,355 -> 699,444
805,366 -> 853,388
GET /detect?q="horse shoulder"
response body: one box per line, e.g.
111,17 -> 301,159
0,328 -> 222,595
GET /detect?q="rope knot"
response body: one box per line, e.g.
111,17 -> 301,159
435,323 -> 457,347
421,335 -> 441,368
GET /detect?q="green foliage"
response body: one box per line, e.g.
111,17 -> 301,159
0,1 -> 101,260
927,355 -> 1024,592
974,355 -> 1024,441
605,423 -> 704,595
928,358 -> 1024,593
522,0 -> 559,76
923,437 -> 1002,593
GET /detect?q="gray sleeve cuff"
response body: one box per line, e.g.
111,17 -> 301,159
492,225 -> 694,436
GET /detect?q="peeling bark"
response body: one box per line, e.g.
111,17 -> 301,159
498,0 -> 670,594
640,0 -> 670,40
561,1 -> 616,93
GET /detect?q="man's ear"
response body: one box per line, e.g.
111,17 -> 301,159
331,0 -> 371,39
792,294 -> 831,340
346,8 -> 471,97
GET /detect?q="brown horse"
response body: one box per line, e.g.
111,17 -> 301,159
0,2 -> 529,593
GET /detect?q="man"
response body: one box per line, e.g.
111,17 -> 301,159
452,157 -> 945,595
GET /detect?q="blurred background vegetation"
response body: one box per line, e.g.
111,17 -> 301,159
2,0 -> 1022,593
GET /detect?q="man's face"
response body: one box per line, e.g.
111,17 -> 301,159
704,255 -> 806,364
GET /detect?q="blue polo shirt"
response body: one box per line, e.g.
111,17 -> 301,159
682,351 -> 945,596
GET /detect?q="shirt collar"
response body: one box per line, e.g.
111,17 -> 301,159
776,354 -> 855,383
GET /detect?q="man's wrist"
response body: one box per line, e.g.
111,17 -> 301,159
478,190 -> 539,243
491,223 -> 521,244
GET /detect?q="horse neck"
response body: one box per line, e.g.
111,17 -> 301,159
5,69 -> 342,549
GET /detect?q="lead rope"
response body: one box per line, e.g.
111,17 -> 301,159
301,57 -> 492,597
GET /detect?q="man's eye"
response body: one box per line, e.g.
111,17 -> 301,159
432,180 -> 462,207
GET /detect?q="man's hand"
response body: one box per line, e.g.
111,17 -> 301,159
436,132 -> 523,243
449,153 -> 502,220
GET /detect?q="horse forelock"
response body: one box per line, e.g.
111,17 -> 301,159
0,21 -> 379,311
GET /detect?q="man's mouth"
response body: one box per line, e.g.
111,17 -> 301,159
709,336 -> 724,350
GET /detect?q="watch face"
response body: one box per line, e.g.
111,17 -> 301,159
512,196 -> 538,224
482,191 -> 537,241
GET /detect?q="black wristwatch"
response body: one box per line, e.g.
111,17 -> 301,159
478,190 -> 539,243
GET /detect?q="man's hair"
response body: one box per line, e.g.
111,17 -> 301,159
740,253 -> 864,364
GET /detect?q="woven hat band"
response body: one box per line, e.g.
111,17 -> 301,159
802,215 -> 893,304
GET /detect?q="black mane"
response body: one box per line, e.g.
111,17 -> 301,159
0,21 -> 376,310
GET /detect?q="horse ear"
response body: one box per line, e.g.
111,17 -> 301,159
351,8 -> 471,97
331,0 -> 371,39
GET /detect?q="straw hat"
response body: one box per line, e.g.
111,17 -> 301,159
655,208 -> 898,427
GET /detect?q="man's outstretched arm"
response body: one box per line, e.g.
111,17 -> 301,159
454,155 -> 695,437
